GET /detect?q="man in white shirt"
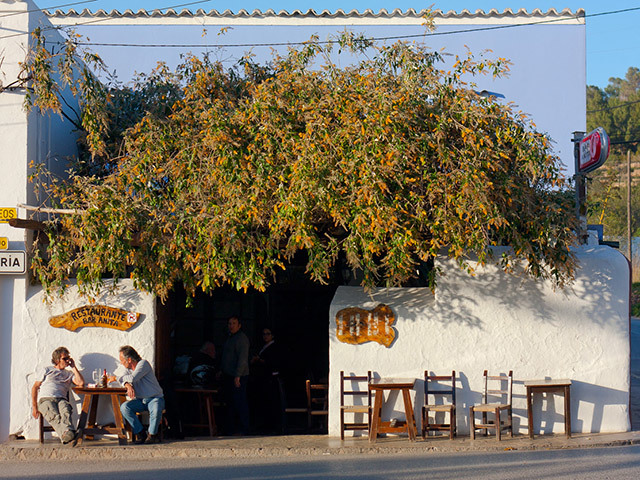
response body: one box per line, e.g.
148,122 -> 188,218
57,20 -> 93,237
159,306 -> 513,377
31,346 -> 85,445
118,345 -> 165,444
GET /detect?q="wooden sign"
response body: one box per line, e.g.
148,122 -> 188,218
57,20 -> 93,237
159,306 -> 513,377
336,304 -> 396,347
49,305 -> 140,332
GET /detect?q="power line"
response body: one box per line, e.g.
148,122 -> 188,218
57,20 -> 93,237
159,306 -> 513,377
39,5 -> 640,50
0,1 -> 213,40
588,98 -> 640,114
0,1 -> 96,19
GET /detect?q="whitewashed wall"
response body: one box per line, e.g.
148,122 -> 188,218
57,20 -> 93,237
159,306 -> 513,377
0,0 -> 80,442
10,279 -> 156,440
329,245 -> 630,437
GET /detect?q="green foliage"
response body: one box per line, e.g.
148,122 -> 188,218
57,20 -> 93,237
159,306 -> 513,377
23,28 -> 577,301
586,67 -> 640,236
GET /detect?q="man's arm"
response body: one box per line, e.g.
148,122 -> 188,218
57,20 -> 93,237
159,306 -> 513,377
68,358 -> 85,386
31,381 -> 42,419
234,335 -> 250,387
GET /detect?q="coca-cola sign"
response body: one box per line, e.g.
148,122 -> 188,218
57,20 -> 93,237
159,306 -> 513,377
579,127 -> 610,173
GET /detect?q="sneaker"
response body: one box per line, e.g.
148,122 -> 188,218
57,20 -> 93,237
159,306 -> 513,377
61,430 -> 75,444
145,434 -> 161,444
134,431 -> 148,445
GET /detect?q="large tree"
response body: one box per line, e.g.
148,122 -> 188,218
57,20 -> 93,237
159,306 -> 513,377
586,67 -> 640,237
20,28 -> 577,301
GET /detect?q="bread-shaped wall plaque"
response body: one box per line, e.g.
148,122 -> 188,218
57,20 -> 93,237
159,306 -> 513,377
335,304 -> 396,347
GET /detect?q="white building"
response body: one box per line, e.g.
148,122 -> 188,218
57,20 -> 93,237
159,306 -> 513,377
1,1 -> 630,442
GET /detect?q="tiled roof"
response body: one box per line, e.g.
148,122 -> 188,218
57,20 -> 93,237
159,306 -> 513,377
44,8 -> 585,20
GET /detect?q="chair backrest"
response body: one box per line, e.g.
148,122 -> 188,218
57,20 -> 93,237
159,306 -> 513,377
306,380 -> 328,412
482,370 -> 513,405
424,370 -> 456,405
340,371 -> 372,407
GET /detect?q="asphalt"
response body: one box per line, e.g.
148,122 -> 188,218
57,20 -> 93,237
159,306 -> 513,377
2,431 -> 640,462
1,318 -> 638,462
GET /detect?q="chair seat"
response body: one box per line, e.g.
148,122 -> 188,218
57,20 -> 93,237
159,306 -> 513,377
341,405 -> 370,413
472,403 -> 509,412
424,404 -> 455,412
285,407 -> 308,413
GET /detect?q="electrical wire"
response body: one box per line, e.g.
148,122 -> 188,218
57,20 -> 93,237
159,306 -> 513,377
0,1 -> 96,19
588,98 -> 640,114
40,5 -> 640,50
0,1 -> 213,40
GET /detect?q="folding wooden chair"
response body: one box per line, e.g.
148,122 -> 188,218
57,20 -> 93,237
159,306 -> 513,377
339,371 -> 372,440
38,414 -> 55,444
422,370 -> 456,439
469,370 -> 513,441
307,380 -> 328,431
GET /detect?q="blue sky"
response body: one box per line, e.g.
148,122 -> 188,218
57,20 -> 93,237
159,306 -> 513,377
41,1 -> 639,88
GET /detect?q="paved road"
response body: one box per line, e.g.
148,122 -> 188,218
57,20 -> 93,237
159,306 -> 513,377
2,445 -> 640,479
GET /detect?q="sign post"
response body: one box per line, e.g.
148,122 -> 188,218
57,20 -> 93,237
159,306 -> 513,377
573,128 -> 610,244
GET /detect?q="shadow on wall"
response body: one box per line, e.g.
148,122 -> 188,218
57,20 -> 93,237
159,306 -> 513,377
78,352 -> 120,381
570,380 -> 630,433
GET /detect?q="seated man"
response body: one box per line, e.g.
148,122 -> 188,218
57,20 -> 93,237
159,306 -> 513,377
31,346 -> 85,445
118,345 -> 165,444
188,341 -> 218,387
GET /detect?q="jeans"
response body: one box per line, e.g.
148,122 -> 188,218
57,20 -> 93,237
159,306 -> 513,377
38,397 -> 74,440
120,396 -> 165,435
223,375 -> 249,435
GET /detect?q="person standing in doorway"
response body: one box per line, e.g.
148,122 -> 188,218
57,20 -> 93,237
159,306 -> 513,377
221,316 -> 250,435
31,346 -> 85,445
118,345 -> 165,444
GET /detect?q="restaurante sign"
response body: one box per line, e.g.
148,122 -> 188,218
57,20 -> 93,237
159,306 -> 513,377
335,304 -> 396,347
49,305 -> 140,332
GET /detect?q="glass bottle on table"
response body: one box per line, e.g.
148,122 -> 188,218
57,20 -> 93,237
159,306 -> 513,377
101,369 -> 108,388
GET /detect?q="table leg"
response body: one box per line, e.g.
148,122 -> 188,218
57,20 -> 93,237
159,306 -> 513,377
564,386 -> 571,438
76,393 -> 92,445
401,388 -> 416,441
111,394 -> 128,445
527,387 -> 534,439
204,394 -> 216,436
369,390 -> 383,443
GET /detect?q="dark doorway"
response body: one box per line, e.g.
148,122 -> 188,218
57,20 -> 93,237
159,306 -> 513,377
155,276 -> 337,435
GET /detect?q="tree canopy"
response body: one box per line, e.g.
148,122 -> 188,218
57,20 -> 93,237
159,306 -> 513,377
586,67 -> 640,236
20,27 -> 577,301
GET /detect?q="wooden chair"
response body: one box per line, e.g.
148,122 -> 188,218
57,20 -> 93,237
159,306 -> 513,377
469,370 -> 513,441
307,380 -> 328,431
339,371 -> 372,440
38,414 -> 55,444
422,370 -> 456,440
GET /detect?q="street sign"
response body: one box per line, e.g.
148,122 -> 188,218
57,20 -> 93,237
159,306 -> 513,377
0,250 -> 26,274
0,207 -> 16,223
0,237 -> 7,250
578,127 -> 610,173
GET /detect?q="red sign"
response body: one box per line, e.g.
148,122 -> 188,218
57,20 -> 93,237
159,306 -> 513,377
579,127 -> 610,173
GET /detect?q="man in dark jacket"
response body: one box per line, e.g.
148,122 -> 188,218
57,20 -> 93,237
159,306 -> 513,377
221,316 -> 250,435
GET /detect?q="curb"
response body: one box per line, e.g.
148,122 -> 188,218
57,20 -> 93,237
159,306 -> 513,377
2,434 -> 640,461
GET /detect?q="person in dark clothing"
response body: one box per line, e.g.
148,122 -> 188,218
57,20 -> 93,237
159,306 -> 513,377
221,316 -> 250,435
188,341 -> 218,387
251,327 -> 286,434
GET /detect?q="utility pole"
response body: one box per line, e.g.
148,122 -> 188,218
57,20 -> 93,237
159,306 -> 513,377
628,149 -> 632,263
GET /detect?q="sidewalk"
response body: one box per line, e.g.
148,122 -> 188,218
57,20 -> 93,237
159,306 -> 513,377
2,431 -> 640,462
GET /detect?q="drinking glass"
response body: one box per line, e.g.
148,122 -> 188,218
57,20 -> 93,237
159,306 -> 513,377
92,369 -> 100,386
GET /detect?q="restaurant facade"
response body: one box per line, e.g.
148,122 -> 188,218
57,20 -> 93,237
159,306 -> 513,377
1,1 -> 631,441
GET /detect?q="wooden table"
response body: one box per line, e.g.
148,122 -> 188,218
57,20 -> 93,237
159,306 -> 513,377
174,386 -> 219,436
368,378 -> 417,443
73,386 -> 128,445
524,379 -> 572,439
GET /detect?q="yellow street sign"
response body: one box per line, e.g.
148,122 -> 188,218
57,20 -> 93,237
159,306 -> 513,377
0,237 -> 7,250
0,208 -> 17,223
